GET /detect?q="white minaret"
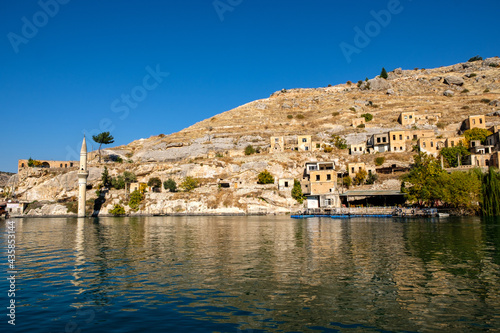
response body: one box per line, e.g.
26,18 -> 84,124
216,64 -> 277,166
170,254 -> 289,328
77,136 -> 89,217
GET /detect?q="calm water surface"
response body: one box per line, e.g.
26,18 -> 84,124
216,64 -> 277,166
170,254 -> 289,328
1,216 -> 500,332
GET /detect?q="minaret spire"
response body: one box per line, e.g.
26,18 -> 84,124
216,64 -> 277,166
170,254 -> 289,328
77,136 -> 89,217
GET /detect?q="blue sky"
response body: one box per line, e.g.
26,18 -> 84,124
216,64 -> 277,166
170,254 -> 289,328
1,0 -> 499,172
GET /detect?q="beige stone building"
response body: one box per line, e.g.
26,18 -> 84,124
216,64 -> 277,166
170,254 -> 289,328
463,115 -> 486,130
18,159 -> 77,172
418,137 -> 445,157
349,142 -> 366,155
278,178 -> 294,191
445,136 -> 466,147
405,129 -> 435,141
398,112 -> 415,126
351,117 -> 366,127
389,130 -> 406,152
270,136 -> 285,152
301,162 -> 337,195
298,135 -> 312,151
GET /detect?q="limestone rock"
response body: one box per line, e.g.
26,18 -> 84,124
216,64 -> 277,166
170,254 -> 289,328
489,99 -> 500,107
443,90 -> 454,97
361,77 -> 392,91
386,89 -> 395,95
443,75 -> 464,86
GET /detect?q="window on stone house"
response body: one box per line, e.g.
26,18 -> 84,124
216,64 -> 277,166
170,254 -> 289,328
327,174 -> 331,181
430,141 -> 434,148
399,135 -> 403,140
351,167 -> 355,173
302,138 -> 307,142
382,137 -> 387,143
480,118 -> 483,124
393,135 -> 396,140
316,175 -> 320,181
377,138 -> 381,143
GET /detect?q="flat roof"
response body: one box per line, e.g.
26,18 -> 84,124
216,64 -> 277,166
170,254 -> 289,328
340,190 -> 403,197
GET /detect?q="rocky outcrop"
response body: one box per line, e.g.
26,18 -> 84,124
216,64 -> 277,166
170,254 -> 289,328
443,75 -> 464,86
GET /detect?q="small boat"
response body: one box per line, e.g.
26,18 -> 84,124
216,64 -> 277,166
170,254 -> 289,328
438,212 -> 450,218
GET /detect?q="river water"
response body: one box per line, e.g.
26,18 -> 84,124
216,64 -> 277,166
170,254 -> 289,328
1,216 -> 499,332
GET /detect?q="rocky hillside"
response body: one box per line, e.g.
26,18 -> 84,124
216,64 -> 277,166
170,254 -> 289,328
13,57 -> 500,216
111,57 -> 500,162
0,172 -> 14,188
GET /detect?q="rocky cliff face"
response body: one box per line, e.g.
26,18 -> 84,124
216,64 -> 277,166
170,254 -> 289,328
14,57 -> 500,216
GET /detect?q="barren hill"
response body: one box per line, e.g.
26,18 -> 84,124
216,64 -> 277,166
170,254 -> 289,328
110,57 -> 500,162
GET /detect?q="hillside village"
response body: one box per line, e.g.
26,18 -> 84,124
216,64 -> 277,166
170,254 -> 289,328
2,57 -> 500,217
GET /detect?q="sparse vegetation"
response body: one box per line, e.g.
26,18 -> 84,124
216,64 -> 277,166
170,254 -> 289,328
147,177 -> 162,189
380,67 -> 388,79
257,170 -> 274,184
375,156 -> 385,166
357,124 -> 365,128
291,179 -> 305,204
296,114 -> 305,119
163,179 -> 177,192
484,89 -> 490,93
332,111 -> 340,117
469,73 -> 477,77
361,113 -> 373,122
331,135 -> 347,149
180,176 -> 199,192
461,89 -> 470,94
110,204 -> 125,216
365,172 -> 378,185
342,176 -> 352,189
464,128 -> 492,145
468,55 -> 482,62
92,132 -> 115,163
245,145 -> 256,155
461,105 -> 470,110
287,114 -> 293,119
349,107 -> 356,112
128,190 -> 144,211
353,169 -> 367,186
481,98 -> 491,103
489,63 -> 499,68
436,122 -> 446,129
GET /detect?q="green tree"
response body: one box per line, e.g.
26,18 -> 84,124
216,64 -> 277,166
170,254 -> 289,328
257,170 -> 275,184
92,132 -> 115,163
380,67 -> 388,79
481,168 -> 500,216
101,166 -> 111,187
464,128 -> 492,145
361,113 -> 373,122
468,55 -> 482,62
147,177 -> 162,188
353,169 -> 368,186
245,145 -> 256,155
331,135 -> 347,149
180,176 -> 199,192
443,170 -> 482,214
365,172 -> 378,185
111,175 -> 125,189
291,179 -> 305,204
109,204 -> 125,216
439,144 -> 470,167
128,190 -> 144,211
163,179 -> 177,192
375,156 -> 385,166
342,176 -> 352,189
401,153 -> 447,206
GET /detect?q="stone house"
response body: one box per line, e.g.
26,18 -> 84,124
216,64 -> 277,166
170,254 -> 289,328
301,162 -> 337,196
389,130 -> 406,152
398,112 -> 415,126
418,137 -> 445,157
368,133 -> 390,152
278,178 -> 294,191
351,117 -> 366,127
349,142 -> 366,155
462,115 -> 486,131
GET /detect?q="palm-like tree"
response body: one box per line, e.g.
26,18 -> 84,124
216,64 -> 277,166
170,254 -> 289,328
92,132 -> 115,162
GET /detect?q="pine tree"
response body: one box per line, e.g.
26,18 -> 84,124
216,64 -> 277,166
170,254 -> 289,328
380,67 -> 388,79
291,179 -> 305,203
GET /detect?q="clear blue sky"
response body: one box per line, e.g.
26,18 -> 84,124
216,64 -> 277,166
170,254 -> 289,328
1,0 -> 499,172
